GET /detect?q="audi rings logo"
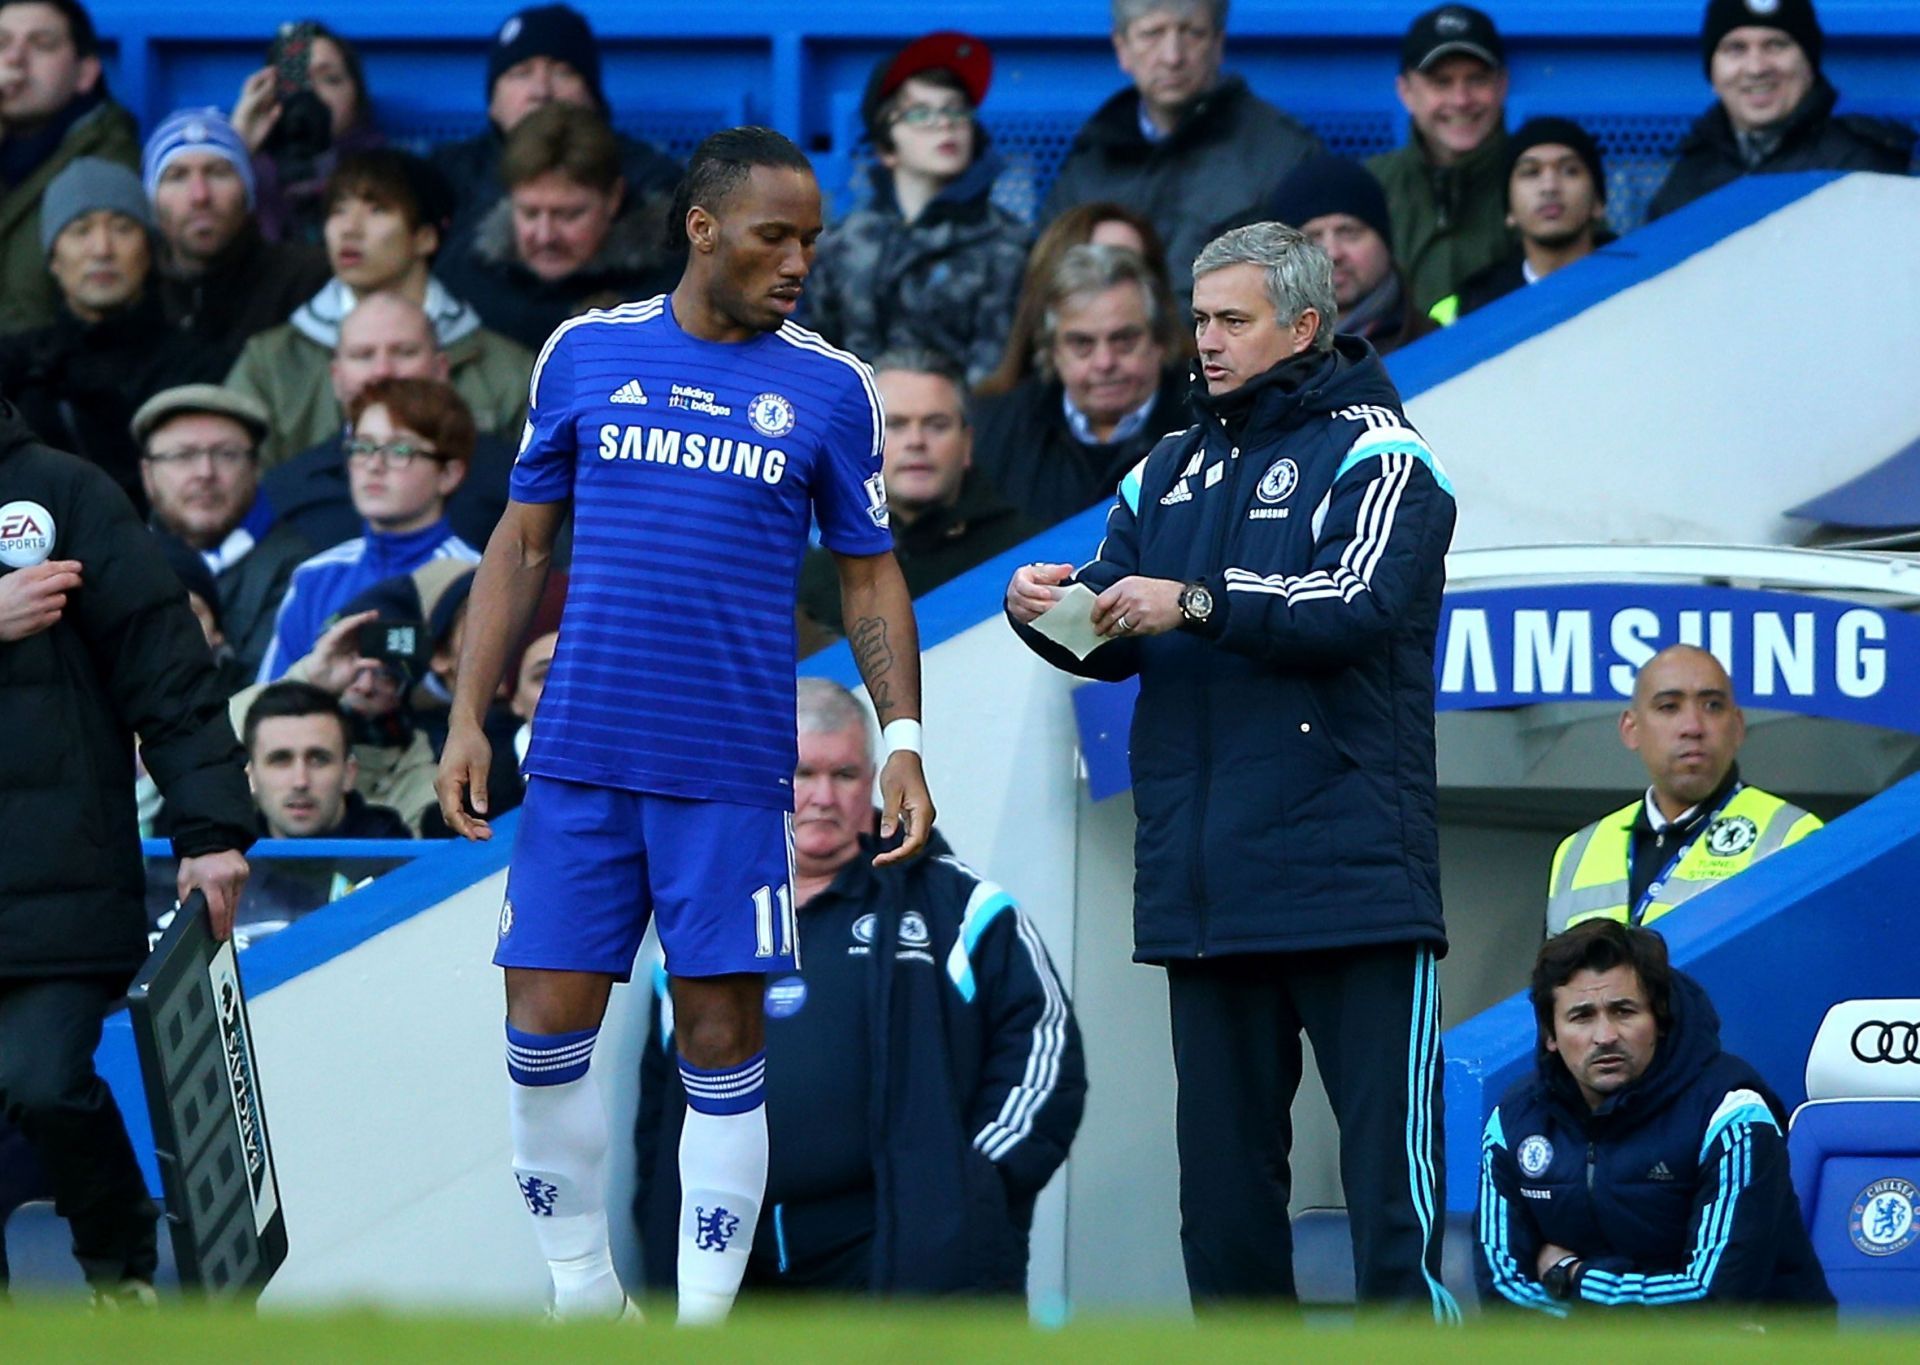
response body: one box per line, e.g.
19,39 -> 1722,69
1852,1021 -> 1920,1064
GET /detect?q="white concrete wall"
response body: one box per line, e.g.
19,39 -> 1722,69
1409,175 -> 1920,551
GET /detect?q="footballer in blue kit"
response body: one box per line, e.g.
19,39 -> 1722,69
436,128 -> 935,1324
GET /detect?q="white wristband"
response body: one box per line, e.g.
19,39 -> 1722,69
882,718 -> 923,759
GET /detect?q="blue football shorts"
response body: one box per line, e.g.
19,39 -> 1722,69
494,775 -> 798,980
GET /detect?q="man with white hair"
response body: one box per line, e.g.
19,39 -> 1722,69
634,678 -> 1085,1295
1041,0 -> 1321,301
1008,222 -> 1459,1314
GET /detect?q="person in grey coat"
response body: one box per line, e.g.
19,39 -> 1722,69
1041,0 -> 1321,301
806,32 -> 1029,385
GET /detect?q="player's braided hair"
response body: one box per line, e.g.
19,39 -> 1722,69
667,125 -> 813,250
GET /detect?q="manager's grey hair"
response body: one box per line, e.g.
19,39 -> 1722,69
1191,222 -> 1337,353
1035,242 -> 1175,374
1112,0 -> 1228,34
796,677 -> 874,763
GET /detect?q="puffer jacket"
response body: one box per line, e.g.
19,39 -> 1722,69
434,191 -> 683,352
0,404 -> 254,978
1647,76 -> 1914,222
806,154 -> 1030,385
1012,339 -> 1454,961
1476,971 -> 1834,1312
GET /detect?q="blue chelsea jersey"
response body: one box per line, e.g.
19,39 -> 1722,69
510,295 -> 891,808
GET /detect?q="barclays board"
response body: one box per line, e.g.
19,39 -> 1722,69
1435,585 -> 1920,734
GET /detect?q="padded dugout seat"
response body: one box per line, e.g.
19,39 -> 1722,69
1788,998 -> 1920,1315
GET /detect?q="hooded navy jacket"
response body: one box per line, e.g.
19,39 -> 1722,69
1014,338 -> 1454,961
635,835 -> 1085,1295
1476,971 -> 1833,1312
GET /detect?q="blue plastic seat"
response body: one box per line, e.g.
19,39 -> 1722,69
1787,999 -> 1920,1316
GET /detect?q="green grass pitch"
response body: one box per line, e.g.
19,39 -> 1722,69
5,1301 -> 1919,1363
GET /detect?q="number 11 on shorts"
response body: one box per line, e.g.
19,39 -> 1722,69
751,884 -> 794,959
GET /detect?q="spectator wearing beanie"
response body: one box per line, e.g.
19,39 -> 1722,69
1367,4 -> 1513,316
1648,0 -> 1912,221
225,148 -> 533,466
0,158 -> 225,511
1432,118 -> 1613,324
805,31 -> 1030,386
145,108 -> 330,363
0,0 -> 139,332
1242,157 -> 1434,357
431,4 -> 680,263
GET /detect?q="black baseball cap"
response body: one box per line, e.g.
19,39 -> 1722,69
1401,4 -> 1505,72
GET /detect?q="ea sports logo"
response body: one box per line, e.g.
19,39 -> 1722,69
1257,458 -> 1299,505
0,500 -> 55,567
1705,815 -> 1757,858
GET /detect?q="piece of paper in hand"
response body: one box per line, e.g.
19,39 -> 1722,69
1029,583 -> 1112,660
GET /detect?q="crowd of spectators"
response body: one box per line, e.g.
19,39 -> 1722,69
0,0 -> 1908,930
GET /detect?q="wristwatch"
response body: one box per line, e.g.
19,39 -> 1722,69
1541,1253 -> 1584,1302
1178,582 -> 1214,628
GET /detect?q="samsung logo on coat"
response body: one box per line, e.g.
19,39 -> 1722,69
1433,585 -> 1920,734
597,424 -> 788,484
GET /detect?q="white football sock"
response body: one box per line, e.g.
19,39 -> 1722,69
676,1052 -> 769,1325
507,1023 -> 625,1319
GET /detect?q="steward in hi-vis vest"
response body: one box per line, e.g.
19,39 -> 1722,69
1545,643 -> 1820,935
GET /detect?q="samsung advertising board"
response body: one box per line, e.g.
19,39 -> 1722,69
1072,584 -> 1920,800
1436,584 -> 1916,730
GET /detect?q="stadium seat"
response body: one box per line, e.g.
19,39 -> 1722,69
1788,998 -> 1920,1316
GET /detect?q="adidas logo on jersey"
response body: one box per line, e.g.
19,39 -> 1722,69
609,380 -> 649,405
1160,480 -> 1192,506
1647,1162 -> 1675,1181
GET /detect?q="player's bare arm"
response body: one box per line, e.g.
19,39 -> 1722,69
833,548 -> 935,866
437,498 -> 567,840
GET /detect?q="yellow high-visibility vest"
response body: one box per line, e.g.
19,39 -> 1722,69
1546,786 -> 1822,934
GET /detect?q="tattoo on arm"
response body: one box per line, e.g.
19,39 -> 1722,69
848,615 -> 898,723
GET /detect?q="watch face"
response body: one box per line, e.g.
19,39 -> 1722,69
1184,586 -> 1213,620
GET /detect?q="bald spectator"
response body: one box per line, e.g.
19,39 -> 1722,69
135,384 -> 312,681
435,102 -> 679,352
970,243 -> 1187,527
1042,0 -> 1321,302
432,4 -> 679,262
1367,5 -> 1514,316
226,148 -> 533,466
1647,0 -> 1912,222
1431,118 -> 1611,325
0,0 -> 138,333
143,108 -> 329,363
797,348 -> 1038,643
259,292 -> 515,554
1547,645 -> 1823,936
0,158 -> 225,510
